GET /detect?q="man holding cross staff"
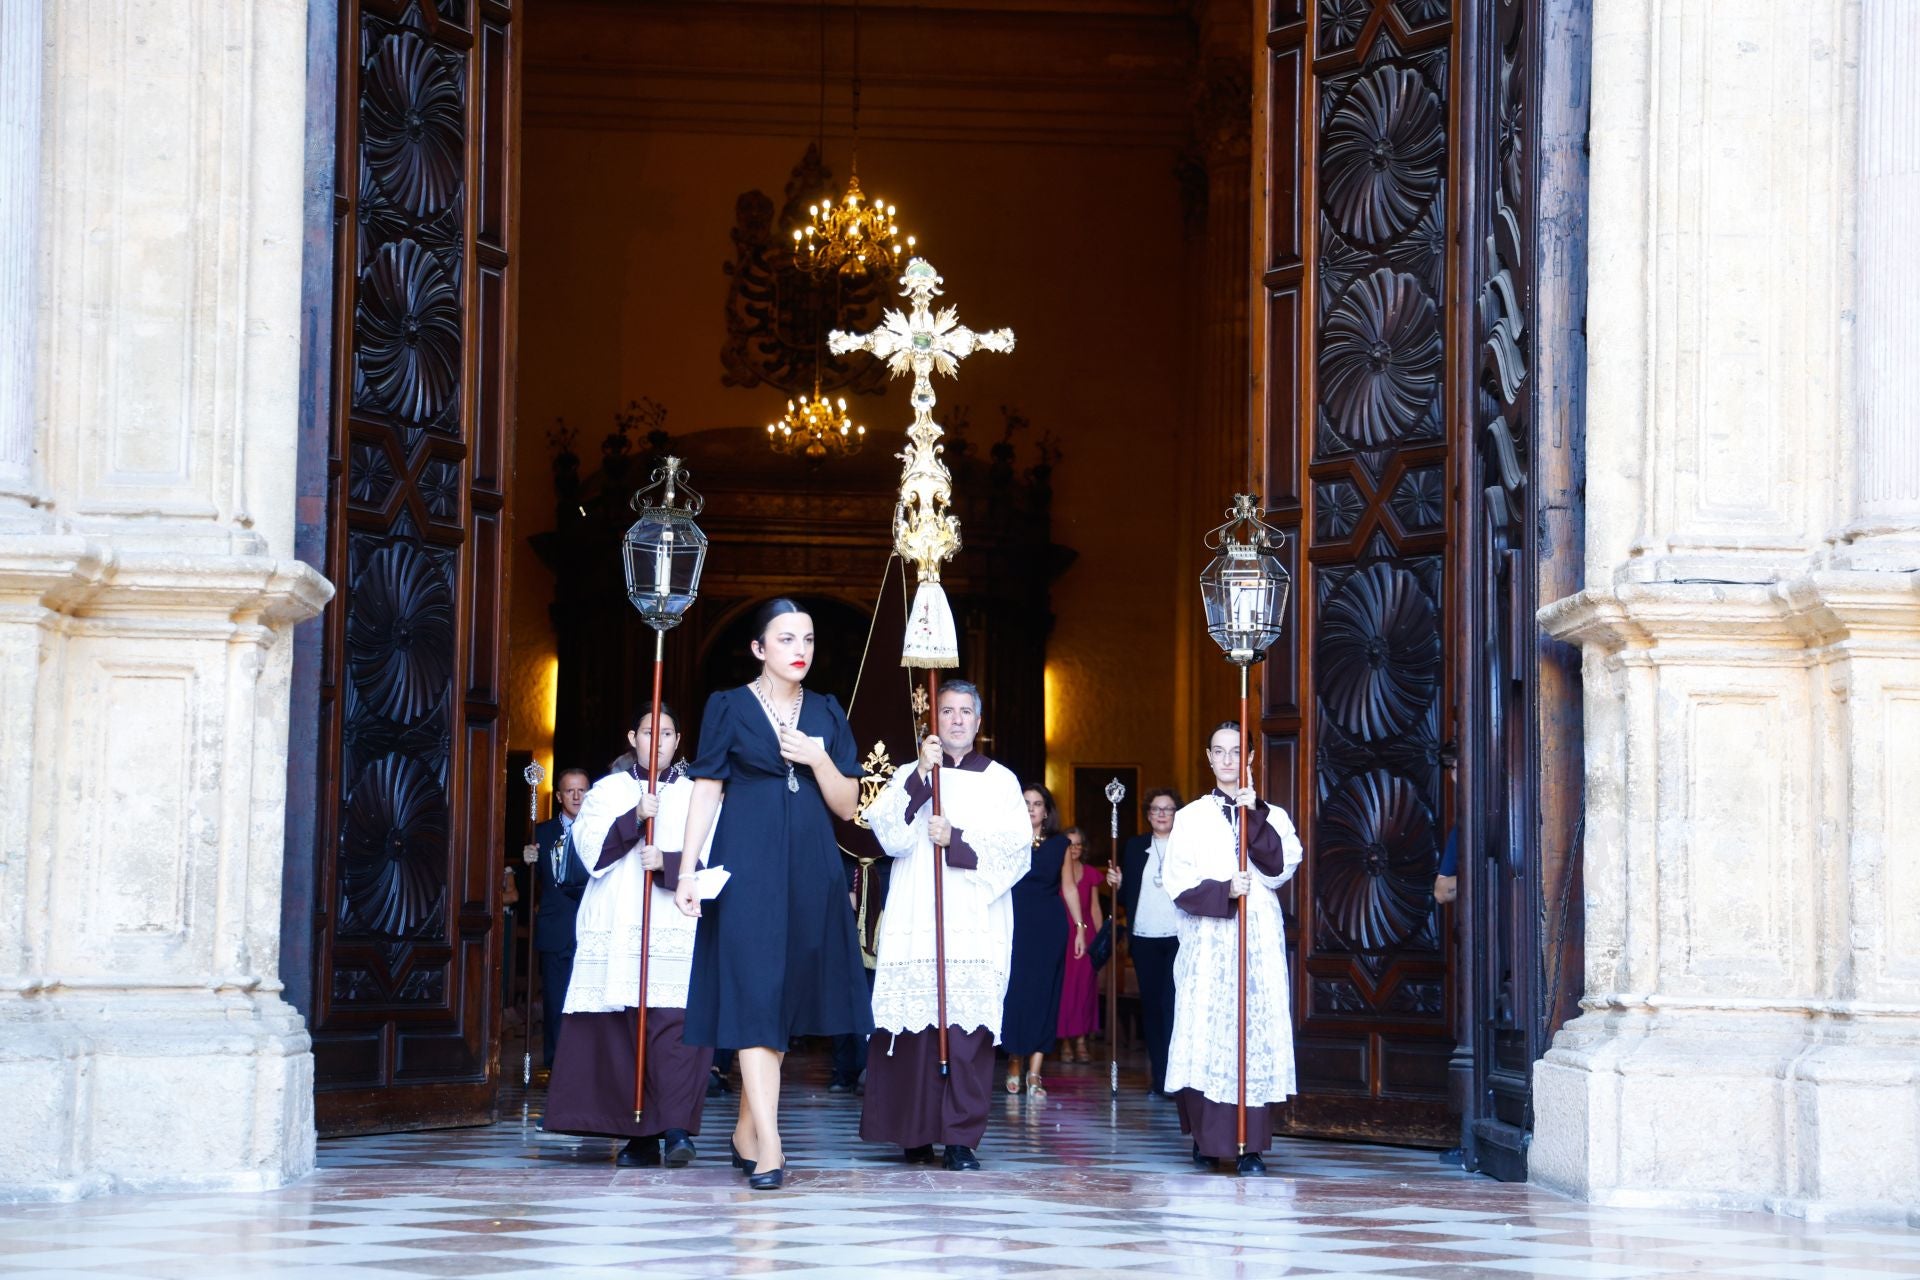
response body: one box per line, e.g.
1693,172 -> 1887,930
832,258 -> 1022,1170
860,680 -> 1030,1168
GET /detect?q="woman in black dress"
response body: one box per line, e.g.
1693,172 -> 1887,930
998,783 -> 1086,1097
674,600 -> 870,1189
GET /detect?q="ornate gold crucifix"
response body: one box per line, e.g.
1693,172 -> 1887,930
830,257 -> 1015,667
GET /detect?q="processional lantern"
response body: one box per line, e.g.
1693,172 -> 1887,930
1198,492 -> 1290,1161
1201,494 -> 1292,667
619,456 -> 707,1123
622,456 -> 708,631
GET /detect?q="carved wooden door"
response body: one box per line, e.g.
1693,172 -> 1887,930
1456,0 -> 1586,1180
311,0 -> 517,1134
1256,0 -> 1462,1145
1256,0 -> 1582,1156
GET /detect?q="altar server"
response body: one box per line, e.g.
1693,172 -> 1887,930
1161,721 -> 1303,1177
545,706 -> 714,1168
860,680 -> 1031,1170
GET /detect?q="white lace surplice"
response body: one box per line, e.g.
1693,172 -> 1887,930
563,771 -> 713,1013
1160,793 -> 1304,1106
864,758 -> 1032,1041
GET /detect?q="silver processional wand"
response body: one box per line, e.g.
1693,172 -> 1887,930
520,760 -> 545,1086
1104,776 -> 1126,1097
1199,494 -> 1291,1158
619,457 -> 708,1124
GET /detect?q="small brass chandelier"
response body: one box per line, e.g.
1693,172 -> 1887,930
767,380 -> 867,462
793,0 -> 916,279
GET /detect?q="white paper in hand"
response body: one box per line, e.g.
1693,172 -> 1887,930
694,865 -> 730,901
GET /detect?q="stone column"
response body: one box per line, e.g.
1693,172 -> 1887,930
1531,0 -> 1920,1220
0,0 -> 43,516
1839,0 -> 1920,570
0,0 -> 331,1199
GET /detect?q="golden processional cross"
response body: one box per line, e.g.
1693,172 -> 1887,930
829,257 -> 1014,665
832,258 -> 1013,1080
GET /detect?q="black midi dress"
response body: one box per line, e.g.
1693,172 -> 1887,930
999,832 -> 1070,1056
683,685 -> 875,1050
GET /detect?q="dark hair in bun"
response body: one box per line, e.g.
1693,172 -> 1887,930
749,597 -> 809,652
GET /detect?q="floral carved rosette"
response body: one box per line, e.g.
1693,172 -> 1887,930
1315,768 -> 1437,960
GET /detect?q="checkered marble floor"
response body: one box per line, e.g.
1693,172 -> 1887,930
4,1051 -> 1918,1279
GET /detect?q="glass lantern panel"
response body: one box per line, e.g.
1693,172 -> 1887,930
623,516 -> 709,623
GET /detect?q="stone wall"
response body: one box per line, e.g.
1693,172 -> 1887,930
0,0 -> 328,1200
1531,0 -> 1920,1222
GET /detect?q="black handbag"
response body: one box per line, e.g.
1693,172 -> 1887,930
1089,917 -> 1115,971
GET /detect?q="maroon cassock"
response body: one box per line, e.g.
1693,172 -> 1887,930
858,751 -> 1005,1153
544,797 -> 713,1140
1171,791 -> 1291,1160
859,1025 -> 996,1150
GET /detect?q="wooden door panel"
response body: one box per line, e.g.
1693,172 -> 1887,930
1259,0 -> 1458,1147
1455,0 -> 1587,1180
1257,0 -> 1583,1160
313,0 -> 516,1136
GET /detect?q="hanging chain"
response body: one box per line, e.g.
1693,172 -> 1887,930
850,0 -> 862,175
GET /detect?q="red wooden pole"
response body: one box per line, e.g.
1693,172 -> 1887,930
633,631 -> 663,1121
1236,663 -> 1250,1156
929,669 -> 949,1077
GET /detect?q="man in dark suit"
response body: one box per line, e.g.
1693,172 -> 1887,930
1117,787 -> 1183,1095
533,768 -> 592,1071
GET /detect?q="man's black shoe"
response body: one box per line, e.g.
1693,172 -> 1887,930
618,1137 -> 661,1167
1235,1152 -> 1267,1177
943,1145 -> 981,1171
664,1130 -> 696,1167
903,1143 -> 937,1163
1191,1142 -> 1212,1168
827,1078 -> 855,1093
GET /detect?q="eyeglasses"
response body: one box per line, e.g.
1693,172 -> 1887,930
1147,805 -> 1176,815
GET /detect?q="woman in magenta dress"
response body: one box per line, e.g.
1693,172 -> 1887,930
1055,828 -> 1105,1061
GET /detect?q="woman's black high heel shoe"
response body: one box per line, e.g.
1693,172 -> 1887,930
747,1165 -> 785,1191
729,1139 -> 754,1175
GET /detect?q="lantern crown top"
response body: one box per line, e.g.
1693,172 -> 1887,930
1203,492 -> 1285,555
630,454 -> 705,519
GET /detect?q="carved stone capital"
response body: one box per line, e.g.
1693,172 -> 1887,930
1539,573 -> 1920,657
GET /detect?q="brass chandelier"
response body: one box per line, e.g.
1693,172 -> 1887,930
767,380 -> 867,462
792,0 -> 916,279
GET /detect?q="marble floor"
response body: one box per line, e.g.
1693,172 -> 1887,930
3,1052 -> 1917,1279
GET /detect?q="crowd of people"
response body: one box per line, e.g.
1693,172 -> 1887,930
519,597 -> 1304,1186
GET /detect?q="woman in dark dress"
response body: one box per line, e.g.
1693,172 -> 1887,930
999,783 -> 1086,1098
673,599 -> 870,1190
